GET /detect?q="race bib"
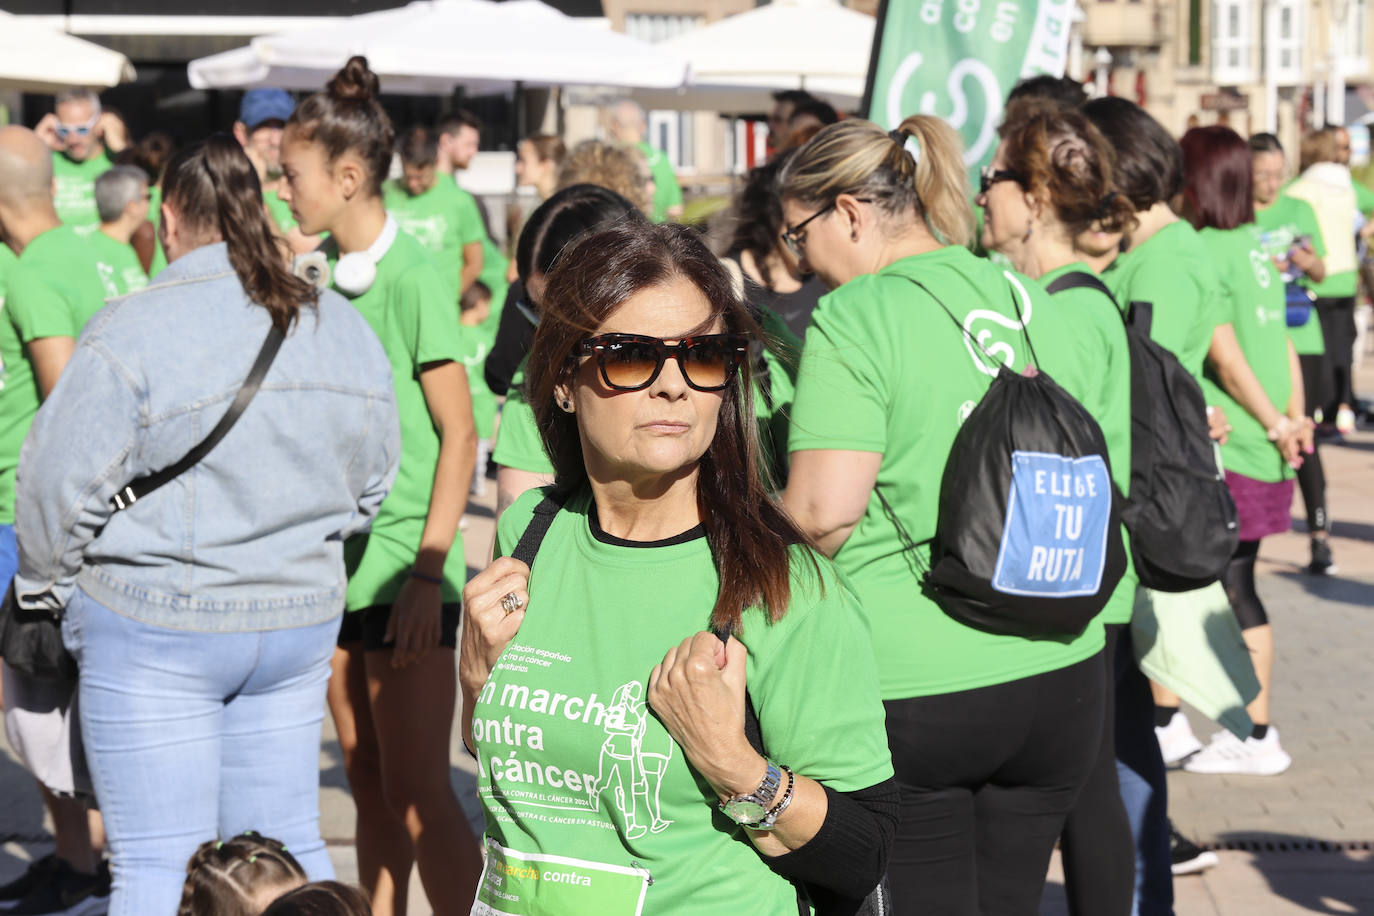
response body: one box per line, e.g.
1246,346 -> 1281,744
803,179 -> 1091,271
992,451 -> 1112,598
473,838 -> 651,916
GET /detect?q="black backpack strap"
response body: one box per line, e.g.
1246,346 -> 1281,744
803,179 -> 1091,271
1044,270 -> 1158,337
110,324 -> 285,512
510,491 -> 566,567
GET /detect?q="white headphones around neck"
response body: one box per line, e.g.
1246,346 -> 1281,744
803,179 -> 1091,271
333,215 -> 400,297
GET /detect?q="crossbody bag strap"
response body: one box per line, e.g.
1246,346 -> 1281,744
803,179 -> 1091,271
110,323 -> 286,512
1043,269 -> 1156,336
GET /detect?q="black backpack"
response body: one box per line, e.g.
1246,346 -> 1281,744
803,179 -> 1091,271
881,279 -> 1128,640
1045,270 -> 1238,591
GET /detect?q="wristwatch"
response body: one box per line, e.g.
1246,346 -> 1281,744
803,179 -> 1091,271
718,761 -> 786,829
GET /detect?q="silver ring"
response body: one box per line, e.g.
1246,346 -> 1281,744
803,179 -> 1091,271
500,592 -> 524,615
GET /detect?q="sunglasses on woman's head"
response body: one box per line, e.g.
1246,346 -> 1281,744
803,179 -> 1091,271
577,333 -> 748,392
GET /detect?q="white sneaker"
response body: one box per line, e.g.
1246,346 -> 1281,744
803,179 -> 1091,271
1182,727 -> 1292,776
1156,711 -> 1204,764
1336,406 -> 1357,434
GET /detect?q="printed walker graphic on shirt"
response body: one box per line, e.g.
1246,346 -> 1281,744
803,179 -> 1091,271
992,451 -> 1112,596
473,650 -> 661,915
589,682 -> 673,839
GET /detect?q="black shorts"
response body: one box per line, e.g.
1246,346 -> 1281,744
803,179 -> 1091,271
336,602 -> 462,651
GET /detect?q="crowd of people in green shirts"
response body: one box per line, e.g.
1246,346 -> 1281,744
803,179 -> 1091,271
1,66 -> 1372,916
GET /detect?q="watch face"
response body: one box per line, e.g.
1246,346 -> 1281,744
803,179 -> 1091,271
723,799 -> 769,824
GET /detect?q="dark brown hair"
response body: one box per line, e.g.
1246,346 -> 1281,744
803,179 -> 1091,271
997,98 -> 1135,236
397,125 -> 438,168
260,881 -> 372,916
437,109 -> 482,137
528,221 -> 814,632
161,133 -> 318,332
1180,125 -> 1255,231
1081,97 -> 1183,210
287,56 -> 393,197
177,833 -> 305,916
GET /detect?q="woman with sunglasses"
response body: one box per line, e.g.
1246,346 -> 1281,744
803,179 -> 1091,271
461,220 -> 897,915
276,58 -> 482,915
778,115 -> 1116,915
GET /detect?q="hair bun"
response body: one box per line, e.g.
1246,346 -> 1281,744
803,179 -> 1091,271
328,56 -> 380,102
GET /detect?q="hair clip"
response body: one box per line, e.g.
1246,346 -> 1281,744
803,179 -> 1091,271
249,855 -> 259,864
216,842 -> 224,850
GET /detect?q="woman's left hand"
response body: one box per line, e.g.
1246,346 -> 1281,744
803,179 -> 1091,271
648,631 -> 764,800
386,576 -> 443,669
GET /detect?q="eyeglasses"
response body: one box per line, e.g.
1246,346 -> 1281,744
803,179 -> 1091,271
979,166 -> 1025,195
781,198 -> 872,257
55,112 -> 100,141
577,333 -> 748,392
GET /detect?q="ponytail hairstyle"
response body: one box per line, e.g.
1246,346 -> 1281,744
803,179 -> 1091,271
996,98 -> 1136,237
177,833 -> 306,916
286,56 -> 394,198
778,115 -> 974,248
260,881 -> 372,916
161,134 -> 318,332
527,221 -> 817,633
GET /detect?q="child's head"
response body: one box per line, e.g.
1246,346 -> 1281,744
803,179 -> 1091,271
460,280 -> 493,326
178,833 -> 307,916
260,880 -> 372,915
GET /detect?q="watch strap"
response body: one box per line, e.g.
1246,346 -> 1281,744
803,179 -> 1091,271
753,765 -> 795,830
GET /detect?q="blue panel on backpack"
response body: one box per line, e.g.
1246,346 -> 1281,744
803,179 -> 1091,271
992,451 -> 1112,598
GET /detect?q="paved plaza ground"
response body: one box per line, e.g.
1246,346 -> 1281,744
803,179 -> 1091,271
3,368 -> 1372,915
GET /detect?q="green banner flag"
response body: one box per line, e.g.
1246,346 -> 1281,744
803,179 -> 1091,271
863,0 -> 1075,173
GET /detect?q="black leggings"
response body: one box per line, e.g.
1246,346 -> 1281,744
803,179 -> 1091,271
1297,354 -> 1328,533
1058,625 -> 1134,916
1314,296 -> 1357,413
883,652 -> 1105,916
1223,540 -> 1267,630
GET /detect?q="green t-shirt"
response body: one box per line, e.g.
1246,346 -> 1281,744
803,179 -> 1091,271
1103,220 -> 1219,381
1255,194 -> 1327,355
0,227 -> 109,522
753,305 -> 800,486
327,231 -> 468,607
1039,263 -> 1137,626
1198,225 -> 1293,483
0,244 -> 17,312
146,184 -> 168,279
638,141 -> 683,224
788,246 -> 1107,700
52,149 -> 112,235
87,230 -> 149,298
459,322 -> 498,441
263,187 -> 299,234
477,487 -> 893,916
493,366 -> 556,476
384,177 -> 471,304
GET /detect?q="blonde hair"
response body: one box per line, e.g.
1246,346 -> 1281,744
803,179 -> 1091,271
778,116 -> 974,248
555,140 -> 650,214
1299,126 -> 1341,171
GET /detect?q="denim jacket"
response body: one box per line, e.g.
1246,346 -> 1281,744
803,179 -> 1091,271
15,242 -> 400,632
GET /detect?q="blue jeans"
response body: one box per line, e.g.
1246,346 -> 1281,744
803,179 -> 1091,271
1114,626 -> 1174,916
62,589 -> 338,916
0,523 -> 17,590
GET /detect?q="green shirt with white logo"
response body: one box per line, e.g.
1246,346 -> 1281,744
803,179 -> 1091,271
87,231 -> 149,298
789,245 -> 1108,700
476,486 -> 893,916
384,177 -> 472,304
0,227 -> 108,522
1254,194 -> 1327,355
1199,225 -> 1293,484
51,150 -> 112,235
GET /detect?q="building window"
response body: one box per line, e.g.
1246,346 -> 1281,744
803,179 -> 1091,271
1342,0 -> 1369,74
1270,0 -> 1303,84
624,12 -> 705,42
1212,0 -> 1255,83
